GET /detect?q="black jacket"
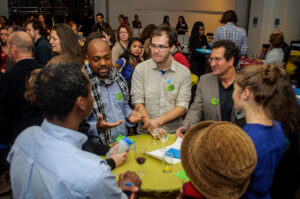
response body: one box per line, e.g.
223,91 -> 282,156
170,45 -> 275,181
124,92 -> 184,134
0,58 -> 43,145
34,36 -> 52,67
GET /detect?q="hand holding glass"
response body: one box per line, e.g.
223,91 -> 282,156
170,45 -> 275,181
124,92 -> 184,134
149,128 -> 158,145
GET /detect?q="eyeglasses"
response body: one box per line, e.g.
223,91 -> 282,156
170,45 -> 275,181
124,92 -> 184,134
208,57 -> 224,63
119,31 -> 128,34
150,44 -> 170,51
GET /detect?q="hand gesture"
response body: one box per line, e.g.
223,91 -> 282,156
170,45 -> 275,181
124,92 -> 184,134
110,143 -> 128,167
96,114 -> 123,131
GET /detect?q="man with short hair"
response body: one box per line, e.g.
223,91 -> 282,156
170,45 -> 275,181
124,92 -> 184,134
91,13 -> 111,33
0,31 -> 43,145
7,63 -> 141,198
25,19 -> 52,66
176,40 -> 245,137
131,25 -> 191,134
214,10 -> 248,58
84,39 -> 143,145
5,25 -> 24,71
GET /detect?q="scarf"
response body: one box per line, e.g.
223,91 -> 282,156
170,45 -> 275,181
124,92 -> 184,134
84,63 -> 129,145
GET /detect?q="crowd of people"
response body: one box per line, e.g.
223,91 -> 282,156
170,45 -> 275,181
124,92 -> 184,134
0,9 -> 299,199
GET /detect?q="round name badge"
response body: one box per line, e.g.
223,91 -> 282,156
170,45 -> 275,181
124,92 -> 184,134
168,84 -> 175,91
116,92 -> 123,101
210,97 -> 219,105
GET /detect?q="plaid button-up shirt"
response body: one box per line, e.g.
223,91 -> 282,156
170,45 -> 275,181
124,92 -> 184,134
214,22 -> 248,55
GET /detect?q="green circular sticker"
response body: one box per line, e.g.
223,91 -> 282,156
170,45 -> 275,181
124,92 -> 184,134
116,92 -> 123,101
167,84 -> 175,91
210,97 -> 219,105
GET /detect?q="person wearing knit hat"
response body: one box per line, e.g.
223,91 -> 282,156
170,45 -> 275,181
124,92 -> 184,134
179,121 -> 257,199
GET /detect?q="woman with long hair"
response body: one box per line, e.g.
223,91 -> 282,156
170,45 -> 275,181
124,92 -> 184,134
188,21 -> 208,77
49,23 -> 83,59
111,24 -> 133,63
139,24 -> 156,60
162,16 -> 170,26
233,64 -> 300,199
176,16 -> 188,35
114,37 -> 144,83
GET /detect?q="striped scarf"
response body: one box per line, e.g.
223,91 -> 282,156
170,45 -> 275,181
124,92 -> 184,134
84,63 -> 129,145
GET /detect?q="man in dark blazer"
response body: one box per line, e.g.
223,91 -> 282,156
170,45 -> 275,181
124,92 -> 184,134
0,31 -> 43,146
176,40 -> 245,137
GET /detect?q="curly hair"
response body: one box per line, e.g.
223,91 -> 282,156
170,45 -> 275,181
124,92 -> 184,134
34,62 -> 89,122
212,40 -> 240,68
236,64 -> 300,134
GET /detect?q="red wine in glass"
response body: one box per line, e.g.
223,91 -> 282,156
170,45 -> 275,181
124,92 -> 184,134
136,157 -> 146,164
134,147 -> 148,177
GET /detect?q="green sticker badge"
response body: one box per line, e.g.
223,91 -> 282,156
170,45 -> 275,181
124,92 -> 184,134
116,92 -> 123,101
210,97 -> 219,105
168,84 -> 175,91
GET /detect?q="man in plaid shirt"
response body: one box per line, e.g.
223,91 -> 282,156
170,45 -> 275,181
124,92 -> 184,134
214,10 -> 248,58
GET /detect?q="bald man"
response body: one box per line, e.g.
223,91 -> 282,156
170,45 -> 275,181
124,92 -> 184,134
83,39 -> 143,145
0,31 -> 43,148
272,30 -> 291,63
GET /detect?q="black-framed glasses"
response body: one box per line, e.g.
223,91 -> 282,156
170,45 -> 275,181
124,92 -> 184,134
208,57 -> 224,63
150,44 -> 170,51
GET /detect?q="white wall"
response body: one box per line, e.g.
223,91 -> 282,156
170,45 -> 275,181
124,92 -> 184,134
108,0 -> 238,34
94,0 -> 108,22
248,0 -> 300,56
0,0 -> 9,18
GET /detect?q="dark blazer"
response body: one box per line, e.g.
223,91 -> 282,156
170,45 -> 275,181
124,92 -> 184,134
183,73 -> 245,128
34,36 -> 52,67
0,58 -> 43,144
91,22 -> 111,33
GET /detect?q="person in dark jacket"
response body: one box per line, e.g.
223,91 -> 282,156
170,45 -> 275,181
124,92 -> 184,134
189,21 -> 208,77
25,19 -> 52,67
0,31 -> 43,146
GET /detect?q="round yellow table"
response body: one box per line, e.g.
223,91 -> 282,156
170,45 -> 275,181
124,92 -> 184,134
112,134 -> 183,197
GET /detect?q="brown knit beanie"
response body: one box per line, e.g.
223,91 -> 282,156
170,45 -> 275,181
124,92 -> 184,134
181,121 -> 257,199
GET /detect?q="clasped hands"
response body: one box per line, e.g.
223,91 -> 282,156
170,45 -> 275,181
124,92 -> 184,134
118,171 -> 142,199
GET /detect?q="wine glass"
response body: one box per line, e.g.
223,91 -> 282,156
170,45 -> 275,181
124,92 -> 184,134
149,128 -> 158,145
134,147 -> 148,177
157,126 -> 170,151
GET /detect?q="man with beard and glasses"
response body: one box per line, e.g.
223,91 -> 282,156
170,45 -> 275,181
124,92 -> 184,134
131,25 -> 191,134
84,39 -> 143,145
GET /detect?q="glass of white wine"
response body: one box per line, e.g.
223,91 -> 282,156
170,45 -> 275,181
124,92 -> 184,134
157,126 -> 169,151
